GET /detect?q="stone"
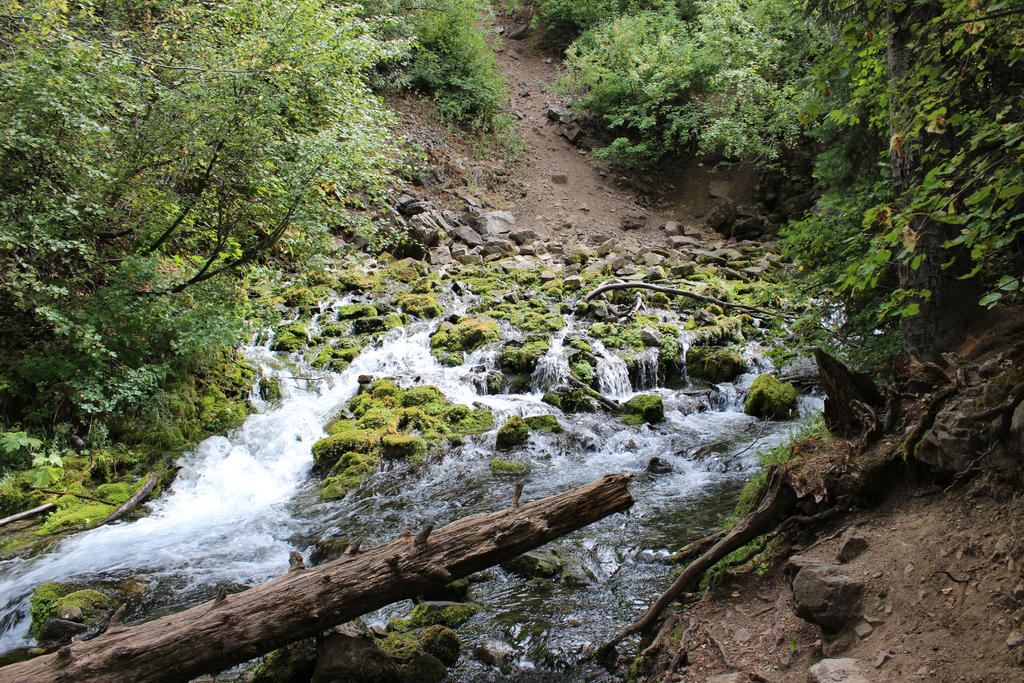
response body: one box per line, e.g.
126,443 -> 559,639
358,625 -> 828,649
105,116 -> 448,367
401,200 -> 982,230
508,23 -> 531,40
470,211 -> 516,236
707,675 -> 747,683
589,300 -> 610,319
312,626 -> 398,683
807,657 -> 870,683
669,235 -> 702,249
744,374 -> 799,420
646,456 -> 673,474
687,347 -> 745,383
595,237 -> 617,256
453,225 -> 484,246
502,549 -> 563,579
853,620 -> 874,638
1007,630 -> 1024,648
731,215 -> 764,240
662,221 -> 683,236
428,246 -> 452,266
551,173 -> 568,184
641,252 -> 665,267
705,202 -> 736,230
474,640 -> 514,668
480,239 -> 517,257
561,125 -> 583,144
509,228 -> 538,245
563,275 -> 584,290
837,528 -> 870,562
546,108 -> 563,121
540,270 -> 557,281
874,650 -> 891,668
640,326 -> 663,346
670,262 -> 696,278
792,564 -> 864,629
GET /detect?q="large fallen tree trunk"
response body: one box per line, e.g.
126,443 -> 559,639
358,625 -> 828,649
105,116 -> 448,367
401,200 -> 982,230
581,281 -> 782,319
0,473 -> 634,683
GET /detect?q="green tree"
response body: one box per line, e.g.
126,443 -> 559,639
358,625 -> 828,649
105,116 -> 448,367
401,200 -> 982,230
0,0 -> 405,424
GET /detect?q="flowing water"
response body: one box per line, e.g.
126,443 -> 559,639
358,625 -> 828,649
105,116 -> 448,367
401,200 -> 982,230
0,304 -> 820,680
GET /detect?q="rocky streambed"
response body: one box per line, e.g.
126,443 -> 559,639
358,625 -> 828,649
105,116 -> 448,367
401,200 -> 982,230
0,248 -> 819,681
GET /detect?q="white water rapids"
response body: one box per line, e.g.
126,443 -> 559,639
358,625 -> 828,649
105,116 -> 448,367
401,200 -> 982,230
0,315 -> 821,679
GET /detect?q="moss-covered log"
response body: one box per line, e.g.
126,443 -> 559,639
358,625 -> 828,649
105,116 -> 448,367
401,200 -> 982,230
0,474 -> 634,683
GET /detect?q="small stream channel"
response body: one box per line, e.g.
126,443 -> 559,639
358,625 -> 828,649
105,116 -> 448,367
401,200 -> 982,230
0,291 -> 820,680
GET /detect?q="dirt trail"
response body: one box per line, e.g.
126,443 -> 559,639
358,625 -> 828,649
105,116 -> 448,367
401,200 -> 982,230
490,17 -> 672,253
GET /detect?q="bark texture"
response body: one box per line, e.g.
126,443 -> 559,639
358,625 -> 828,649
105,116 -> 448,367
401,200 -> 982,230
0,473 -> 633,683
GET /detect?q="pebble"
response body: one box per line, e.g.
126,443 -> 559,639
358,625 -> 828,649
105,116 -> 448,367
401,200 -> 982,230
1007,630 -> 1024,648
874,650 -> 890,668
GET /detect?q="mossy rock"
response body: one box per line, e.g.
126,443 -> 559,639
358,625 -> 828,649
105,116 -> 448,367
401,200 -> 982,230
399,385 -> 446,407
312,430 -> 380,469
542,388 -> 595,413
386,257 -> 428,283
258,376 -> 282,402
498,338 -> 549,374
430,317 -> 499,362
421,579 -> 470,603
249,638 -> 317,683
502,549 -> 563,579
336,269 -> 377,291
309,537 -> 350,566
524,414 -> 563,433
442,404 -> 494,434
337,304 -> 378,319
380,434 -> 427,461
397,292 -> 442,319
418,624 -> 461,666
570,360 -> 595,385
313,345 -> 361,372
744,374 -> 798,420
407,601 -> 482,629
622,394 -> 665,425
378,630 -> 448,683
686,346 -> 745,383
490,459 -> 528,475
40,481 -> 134,534
353,314 -> 403,335
29,582 -> 79,639
270,322 -> 309,352
496,415 -> 529,450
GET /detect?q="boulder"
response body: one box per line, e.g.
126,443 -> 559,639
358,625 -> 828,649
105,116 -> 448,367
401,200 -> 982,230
792,564 -> 864,630
662,221 -> 683,236
453,225 -> 484,246
744,374 -> 799,419
496,416 -> 530,450
509,228 -> 539,245
622,394 -> 665,425
640,326 -> 663,346
428,246 -> 451,266
480,238 -> 517,257
837,528 -> 869,563
687,347 -> 745,383
474,640 -> 514,668
502,549 -> 563,579
470,211 -> 515,236
646,456 -> 673,474
312,626 -> 398,683
251,639 -> 319,683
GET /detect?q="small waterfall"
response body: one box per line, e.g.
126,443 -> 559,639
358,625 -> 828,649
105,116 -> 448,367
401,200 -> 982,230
531,334 -> 569,393
634,347 -> 660,391
593,341 -> 632,399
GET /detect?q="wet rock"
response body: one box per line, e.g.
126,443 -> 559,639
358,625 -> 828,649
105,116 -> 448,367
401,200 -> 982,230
837,528 -> 870,563
502,549 -> 563,579
474,640 -> 514,668
622,394 -> 665,424
309,537 -> 350,566
389,602 -> 482,631
312,626 -> 396,683
792,564 -> 864,629
646,456 -> 673,474
807,657 -> 870,683
422,579 -> 470,603
640,326 -> 663,346
687,347 -> 745,383
496,416 -> 530,450
38,619 -> 88,643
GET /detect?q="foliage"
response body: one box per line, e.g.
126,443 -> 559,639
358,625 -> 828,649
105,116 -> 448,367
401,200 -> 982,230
558,0 -> 823,166
791,0 -> 1024,333
0,0 -> 405,428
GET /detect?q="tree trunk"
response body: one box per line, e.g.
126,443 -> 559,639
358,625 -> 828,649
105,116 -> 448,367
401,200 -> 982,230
0,474 -> 634,683
887,1 -> 977,361
813,348 -> 883,437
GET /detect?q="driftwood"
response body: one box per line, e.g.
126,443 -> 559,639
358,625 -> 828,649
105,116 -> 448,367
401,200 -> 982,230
96,473 -> 160,528
566,375 -> 621,411
603,467 -> 795,650
813,348 -> 884,437
0,474 -> 634,683
0,503 -> 56,529
581,281 -> 780,319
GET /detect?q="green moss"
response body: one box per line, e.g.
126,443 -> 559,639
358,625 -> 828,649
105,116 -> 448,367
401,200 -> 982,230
524,414 -> 564,433
249,639 -> 317,683
312,429 -> 380,469
386,257 -> 428,283
353,314 -> 403,334
496,415 -> 530,449
258,376 -> 282,401
418,625 -> 461,665
429,317 -> 499,362
490,459 -> 529,475
336,303 -> 378,319
542,388 -> 595,413
29,582 -> 78,639
744,374 -> 799,420
407,602 -> 482,629
312,345 -> 361,372
336,269 -> 377,291
570,361 -> 595,384
57,589 -> 116,621
686,346 -> 745,383
39,480 -> 134,534
400,385 -> 446,408
270,322 -> 309,352
498,338 -> 549,374
502,550 -> 562,579
442,404 -> 494,434
588,322 -> 643,350
397,292 -> 442,320
381,434 -> 427,461
622,394 -> 665,424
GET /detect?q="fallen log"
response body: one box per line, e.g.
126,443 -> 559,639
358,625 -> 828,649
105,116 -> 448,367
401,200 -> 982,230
96,473 -> 159,528
34,489 -> 117,506
0,503 -> 57,529
566,375 -> 621,411
581,281 -> 782,319
0,473 -> 634,683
